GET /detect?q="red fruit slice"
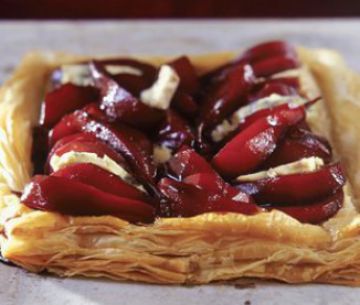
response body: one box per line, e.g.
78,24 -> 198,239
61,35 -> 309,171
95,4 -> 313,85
87,121 -> 157,186
237,163 -> 345,204
183,173 -> 224,193
168,146 -> 215,179
100,58 -> 157,79
111,73 -> 153,96
40,83 -> 99,128
157,110 -> 195,150
272,190 -> 343,224
261,126 -> 332,168
49,132 -> 97,154
82,102 -> 109,121
49,110 -> 157,186
212,107 -> 305,178
158,177 -> 259,217
48,111 -> 86,147
239,41 -> 297,65
172,91 -> 198,118
46,132 -> 127,173
52,163 -> 149,202
252,55 -> 300,78
231,99 -> 316,136
183,173 -> 253,204
21,175 -> 154,223
168,56 -> 199,94
98,58 -> 157,95
199,63 -> 256,128
90,61 -> 165,129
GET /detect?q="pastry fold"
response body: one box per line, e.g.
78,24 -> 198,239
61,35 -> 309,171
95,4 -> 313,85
1,49 -> 360,285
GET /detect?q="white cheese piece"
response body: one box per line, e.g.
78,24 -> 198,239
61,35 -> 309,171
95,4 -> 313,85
153,145 -> 173,164
211,94 -> 307,142
235,157 -> 324,182
50,151 -> 146,192
140,65 -> 180,110
61,64 -> 93,86
104,65 -> 143,76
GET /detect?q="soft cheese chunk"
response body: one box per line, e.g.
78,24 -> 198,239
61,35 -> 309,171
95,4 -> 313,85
235,157 -> 324,182
211,94 -> 307,142
50,151 -> 146,192
61,64 -> 93,86
140,65 -> 180,110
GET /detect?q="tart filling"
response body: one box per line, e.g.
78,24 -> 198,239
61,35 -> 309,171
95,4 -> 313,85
22,41 -> 346,225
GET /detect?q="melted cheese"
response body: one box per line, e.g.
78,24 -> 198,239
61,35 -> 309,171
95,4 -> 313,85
140,65 -> 180,110
211,94 -> 307,142
50,151 -> 146,192
236,157 -> 324,182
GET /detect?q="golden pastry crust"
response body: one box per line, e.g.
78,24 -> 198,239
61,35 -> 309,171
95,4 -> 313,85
1,48 -> 360,285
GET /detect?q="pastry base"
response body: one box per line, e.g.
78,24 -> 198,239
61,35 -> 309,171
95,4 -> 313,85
1,49 -> 360,285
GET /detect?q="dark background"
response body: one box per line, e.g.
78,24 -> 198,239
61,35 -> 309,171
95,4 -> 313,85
1,0 -> 360,19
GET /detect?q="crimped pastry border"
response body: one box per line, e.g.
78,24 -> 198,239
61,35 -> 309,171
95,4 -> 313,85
1,48 -> 360,285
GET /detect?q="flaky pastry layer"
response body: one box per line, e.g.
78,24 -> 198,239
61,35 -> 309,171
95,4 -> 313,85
1,49 -> 360,285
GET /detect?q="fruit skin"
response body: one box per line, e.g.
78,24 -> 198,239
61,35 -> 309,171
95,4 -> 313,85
97,58 -> 157,95
167,146 -> 215,179
90,61 -> 165,130
156,111 -> 195,151
252,55 -> 300,78
52,163 -> 150,203
172,91 -> 198,119
236,41 -> 300,78
212,107 -> 305,178
49,109 -> 157,188
238,40 -> 298,65
235,163 -> 345,204
168,56 -> 199,94
159,147 -> 258,217
40,83 -> 99,128
198,63 -> 256,129
46,132 -> 128,173
269,190 -> 344,224
196,64 -> 257,153
158,176 -> 259,218
261,125 -> 332,168
213,97 -> 320,149
199,41 -> 298,86
21,175 -> 155,223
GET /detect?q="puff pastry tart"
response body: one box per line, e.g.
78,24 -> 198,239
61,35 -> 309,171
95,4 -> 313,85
1,41 -> 360,285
